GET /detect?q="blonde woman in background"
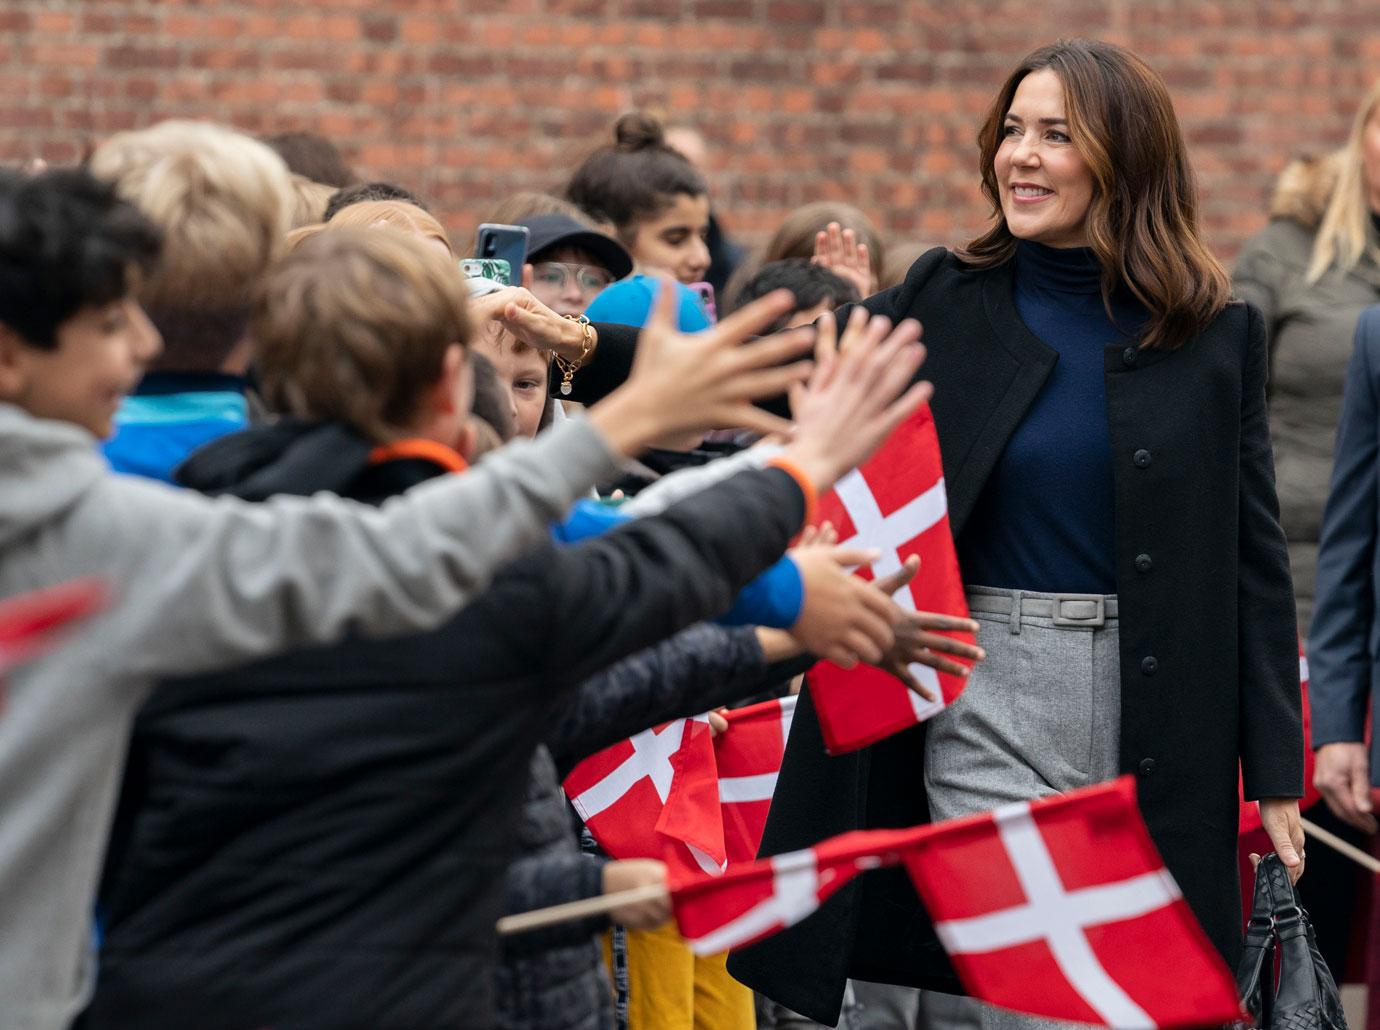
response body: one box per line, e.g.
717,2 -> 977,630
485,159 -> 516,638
1234,82 -> 1380,634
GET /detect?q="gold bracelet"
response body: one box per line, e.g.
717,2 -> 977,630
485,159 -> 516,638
554,315 -> 596,396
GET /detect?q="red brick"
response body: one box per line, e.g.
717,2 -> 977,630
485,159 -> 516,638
0,0 -> 1371,265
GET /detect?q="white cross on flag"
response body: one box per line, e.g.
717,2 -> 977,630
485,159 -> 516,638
715,694 -> 797,865
806,405 -> 976,754
901,777 -> 1245,1029
0,579 -> 106,712
564,715 -> 726,879
671,826 -> 922,956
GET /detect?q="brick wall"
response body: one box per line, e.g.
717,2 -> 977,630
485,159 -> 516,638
2,0 -> 1378,261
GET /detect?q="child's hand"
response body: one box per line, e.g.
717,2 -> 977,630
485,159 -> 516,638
812,221 -> 875,297
603,859 -> 671,929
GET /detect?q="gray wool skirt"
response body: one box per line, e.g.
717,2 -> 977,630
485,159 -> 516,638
921,585 -> 1122,1030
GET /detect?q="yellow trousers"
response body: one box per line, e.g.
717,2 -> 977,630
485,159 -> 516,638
603,921 -> 754,1030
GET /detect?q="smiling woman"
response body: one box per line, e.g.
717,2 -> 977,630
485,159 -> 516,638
992,70 -> 1094,249
731,39 -> 1305,1030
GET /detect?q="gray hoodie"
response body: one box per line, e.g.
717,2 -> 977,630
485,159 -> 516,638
0,402 -> 620,1029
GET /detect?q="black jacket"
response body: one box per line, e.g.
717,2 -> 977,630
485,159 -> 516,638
726,248 -> 1304,1024
497,623 -> 793,1030
88,421 -> 805,1030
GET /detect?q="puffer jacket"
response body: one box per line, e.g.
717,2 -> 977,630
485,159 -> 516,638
88,421 -> 807,1030
496,623 -> 803,1030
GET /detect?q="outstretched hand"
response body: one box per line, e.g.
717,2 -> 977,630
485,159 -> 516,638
789,545 -> 901,669
586,279 -> 814,458
858,558 -> 984,698
779,306 -> 929,494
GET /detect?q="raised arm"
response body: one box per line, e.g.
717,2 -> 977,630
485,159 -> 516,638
84,283 -> 820,681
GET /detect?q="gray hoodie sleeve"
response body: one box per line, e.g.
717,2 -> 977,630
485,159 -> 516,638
56,418 -> 621,680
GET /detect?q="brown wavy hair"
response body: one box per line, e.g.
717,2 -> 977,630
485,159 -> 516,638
959,39 -> 1230,351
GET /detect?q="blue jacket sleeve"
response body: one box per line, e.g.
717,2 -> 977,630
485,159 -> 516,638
554,499 -> 804,628
1309,306 -> 1380,747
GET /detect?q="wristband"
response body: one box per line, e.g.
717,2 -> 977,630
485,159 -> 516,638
766,456 -> 818,533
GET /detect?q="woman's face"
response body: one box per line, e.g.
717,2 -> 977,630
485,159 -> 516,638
1363,106 -> 1380,214
628,193 -> 711,284
994,68 -> 1095,249
528,246 -> 616,318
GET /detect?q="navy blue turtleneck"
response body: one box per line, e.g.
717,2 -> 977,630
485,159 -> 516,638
956,241 -> 1147,594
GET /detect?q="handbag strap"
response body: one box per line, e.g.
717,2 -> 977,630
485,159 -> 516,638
1236,855 -> 1283,1027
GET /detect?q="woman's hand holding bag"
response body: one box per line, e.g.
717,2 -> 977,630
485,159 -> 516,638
1236,853 -> 1347,1030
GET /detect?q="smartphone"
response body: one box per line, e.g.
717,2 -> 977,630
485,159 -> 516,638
687,281 -> 717,324
474,224 -> 530,284
460,258 -> 512,286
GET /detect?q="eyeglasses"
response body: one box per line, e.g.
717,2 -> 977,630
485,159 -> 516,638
532,261 -> 616,296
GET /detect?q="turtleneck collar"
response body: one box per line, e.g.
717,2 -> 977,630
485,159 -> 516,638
1013,240 -> 1103,295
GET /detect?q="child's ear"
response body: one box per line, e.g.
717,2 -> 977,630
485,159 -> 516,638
0,324 -> 33,401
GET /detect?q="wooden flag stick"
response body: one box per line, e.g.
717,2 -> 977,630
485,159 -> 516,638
497,884 -> 671,936
1300,817 -> 1380,875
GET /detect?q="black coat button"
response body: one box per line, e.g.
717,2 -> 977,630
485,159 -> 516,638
1133,449 -> 1152,468
1141,656 -> 1158,676
1135,553 -> 1153,573
1139,758 -> 1156,776
1122,346 -> 1138,366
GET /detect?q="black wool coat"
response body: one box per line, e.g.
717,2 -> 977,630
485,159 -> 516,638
726,248 -> 1305,1025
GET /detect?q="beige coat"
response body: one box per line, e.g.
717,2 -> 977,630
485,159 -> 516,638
1233,159 -> 1380,632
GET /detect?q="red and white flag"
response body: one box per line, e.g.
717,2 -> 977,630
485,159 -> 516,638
715,694 -> 797,865
0,579 -> 106,710
671,826 -> 922,955
901,777 -> 1245,1029
1239,640 -> 1321,834
806,405 -> 976,753
564,715 -> 726,878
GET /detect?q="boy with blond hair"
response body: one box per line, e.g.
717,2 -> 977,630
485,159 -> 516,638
0,167 -> 824,1030
89,120 -> 296,480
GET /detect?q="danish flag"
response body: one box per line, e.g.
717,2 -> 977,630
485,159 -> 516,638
901,777 -> 1245,1029
716,695 -> 797,865
671,826 -> 922,955
806,405 -> 976,753
0,579 -> 106,710
1238,641 -> 1320,834
564,715 -> 726,878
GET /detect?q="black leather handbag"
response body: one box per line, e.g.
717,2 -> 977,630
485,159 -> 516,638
1236,853 -> 1348,1029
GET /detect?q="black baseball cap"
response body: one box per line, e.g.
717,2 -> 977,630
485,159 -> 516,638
519,214 -> 634,280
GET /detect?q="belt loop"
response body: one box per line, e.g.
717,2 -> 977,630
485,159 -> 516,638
1010,590 -> 1022,635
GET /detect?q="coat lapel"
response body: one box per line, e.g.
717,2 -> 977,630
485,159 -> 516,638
928,264 -> 1058,534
